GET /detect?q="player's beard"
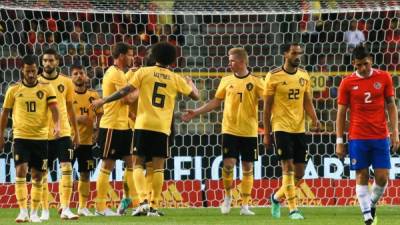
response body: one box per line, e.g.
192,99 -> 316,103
73,79 -> 84,87
290,58 -> 301,68
44,66 -> 56,75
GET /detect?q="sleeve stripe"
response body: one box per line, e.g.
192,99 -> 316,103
47,96 -> 56,101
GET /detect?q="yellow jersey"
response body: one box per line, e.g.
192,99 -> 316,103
264,67 -> 311,133
125,69 -> 138,130
130,66 -> 192,135
38,73 -> 74,139
3,81 -> 57,140
215,73 -> 264,137
72,89 -> 102,145
100,65 -> 129,130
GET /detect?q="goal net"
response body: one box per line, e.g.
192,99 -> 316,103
0,0 -> 400,208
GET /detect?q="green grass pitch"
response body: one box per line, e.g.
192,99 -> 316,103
1,206 -> 399,225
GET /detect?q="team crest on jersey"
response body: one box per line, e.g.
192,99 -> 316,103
299,78 -> 305,87
73,100 -> 78,104
15,154 -> 19,161
352,86 -> 359,90
277,148 -> 282,156
224,148 -> 229,154
246,83 -> 254,91
374,82 -> 382,90
36,90 -> 44,99
89,97 -> 95,103
351,159 -> 357,165
57,84 -> 65,93
228,85 -> 234,89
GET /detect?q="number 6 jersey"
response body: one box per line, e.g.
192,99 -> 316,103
264,67 -> 311,133
338,69 -> 394,140
129,66 -> 192,135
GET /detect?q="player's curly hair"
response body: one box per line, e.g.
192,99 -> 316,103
152,42 -> 177,66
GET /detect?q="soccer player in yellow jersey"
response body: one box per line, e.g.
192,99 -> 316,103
92,42 -> 137,216
182,47 -> 264,216
38,48 -> 80,220
70,65 -> 103,216
263,43 -> 320,220
0,56 -> 60,223
92,42 -> 199,216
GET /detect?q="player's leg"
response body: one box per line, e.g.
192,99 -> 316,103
148,156 -> 166,216
40,140 -> 57,221
95,128 -> 118,216
13,139 -> 30,222
350,140 -> 374,225
58,137 -> 78,219
145,161 -> 154,203
30,168 -> 44,222
220,134 -> 238,214
118,132 -> 139,215
29,140 -> 48,222
131,156 -> 149,216
239,136 -> 257,216
370,138 -> 391,224
76,145 -> 95,216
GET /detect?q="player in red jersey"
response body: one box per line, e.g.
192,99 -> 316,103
336,44 -> 399,225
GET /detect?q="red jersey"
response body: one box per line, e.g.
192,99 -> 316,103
338,69 -> 394,140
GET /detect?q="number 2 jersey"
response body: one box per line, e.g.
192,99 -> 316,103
3,81 -> 57,140
129,66 -> 192,135
338,69 -> 394,140
264,67 -> 311,133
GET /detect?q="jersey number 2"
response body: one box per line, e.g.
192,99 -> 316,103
364,92 -> 372,103
152,82 -> 167,108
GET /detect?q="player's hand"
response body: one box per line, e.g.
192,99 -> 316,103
263,133 -> 272,149
390,129 -> 399,153
0,136 -> 5,153
181,109 -> 197,122
73,134 -> 80,148
90,99 -> 105,112
310,119 -> 321,132
129,66 -> 140,73
336,143 -> 346,159
128,111 -> 136,121
53,124 -> 61,139
185,76 -> 194,85
92,129 -> 99,144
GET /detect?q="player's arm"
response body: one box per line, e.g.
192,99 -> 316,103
66,101 -> 80,145
93,110 -> 103,143
0,108 -> 11,151
48,103 -> 61,139
185,76 -> 200,100
91,84 -> 135,110
181,98 -> 222,122
263,95 -> 274,147
123,88 -> 139,105
303,92 -> 320,132
336,104 -> 348,159
386,96 -> 399,152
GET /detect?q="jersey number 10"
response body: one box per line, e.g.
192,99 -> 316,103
25,101 -> 36,112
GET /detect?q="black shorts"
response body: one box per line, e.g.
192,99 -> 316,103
98,128 -> 133,160
222,133 -> 258,162
134,129 -> 169,159
273,131 -> 308,163
73,145 -> 95,173
48,136 -> 74,170
13,139 -> 48,171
